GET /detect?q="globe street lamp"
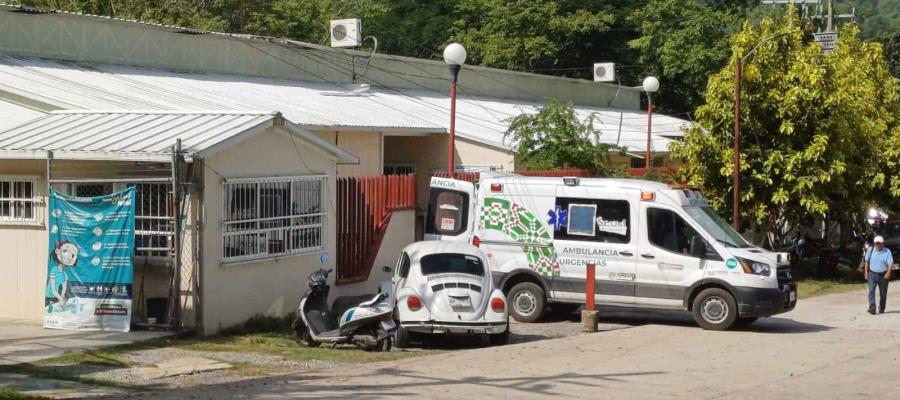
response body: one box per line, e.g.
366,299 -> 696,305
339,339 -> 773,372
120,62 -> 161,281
642,76 -> 660,172
443,43 -> 466,178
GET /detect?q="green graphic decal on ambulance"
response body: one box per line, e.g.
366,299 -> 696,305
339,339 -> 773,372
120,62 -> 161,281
480,198 -> 560,277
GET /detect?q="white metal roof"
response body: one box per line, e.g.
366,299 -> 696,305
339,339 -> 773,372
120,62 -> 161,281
0,55 -> 687,153
0,99 -> 43,131
0,110 -> 359,163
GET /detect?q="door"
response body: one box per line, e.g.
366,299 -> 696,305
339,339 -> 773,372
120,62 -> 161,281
551,188 -> 638,305
389,251 -> 411,303
423,177 -> 476,243
637,205 -> 714,307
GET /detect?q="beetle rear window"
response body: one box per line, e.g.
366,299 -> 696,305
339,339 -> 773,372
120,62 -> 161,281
420,253 -> 484,276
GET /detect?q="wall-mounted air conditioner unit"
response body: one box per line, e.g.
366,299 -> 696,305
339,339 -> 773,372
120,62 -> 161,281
330,18 -> 362,48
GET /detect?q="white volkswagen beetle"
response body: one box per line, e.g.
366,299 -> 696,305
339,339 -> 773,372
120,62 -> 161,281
383,241 -> 509,347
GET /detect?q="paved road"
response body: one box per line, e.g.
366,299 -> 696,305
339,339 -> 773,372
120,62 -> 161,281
121,289 -> 900,400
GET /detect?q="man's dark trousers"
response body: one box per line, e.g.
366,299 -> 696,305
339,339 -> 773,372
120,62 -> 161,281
868,271 -> 889,313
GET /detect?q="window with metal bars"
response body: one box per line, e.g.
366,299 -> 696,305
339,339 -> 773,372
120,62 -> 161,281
52,181 -> 174,258
0,176 -> 39,224
222,176 -> 325,263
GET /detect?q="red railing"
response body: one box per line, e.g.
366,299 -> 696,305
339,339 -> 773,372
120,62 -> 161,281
518,168 -> 594,177
336,174 -> 416,284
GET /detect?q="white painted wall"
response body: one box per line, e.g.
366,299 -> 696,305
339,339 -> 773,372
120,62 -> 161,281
199,124 -> 339,335
0,160 -> 48,321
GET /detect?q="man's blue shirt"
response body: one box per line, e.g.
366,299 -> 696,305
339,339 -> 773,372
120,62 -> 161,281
867,246 -> 894,273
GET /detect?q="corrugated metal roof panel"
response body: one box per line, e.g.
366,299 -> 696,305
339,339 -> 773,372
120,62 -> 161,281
0,99 -> 45,131
0,56 -> 689,153
0,110 -> 359,163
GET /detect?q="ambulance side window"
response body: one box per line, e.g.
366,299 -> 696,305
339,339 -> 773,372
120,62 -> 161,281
647,207 -> 715,259
425,190 -> 469,236
552,197 -> 631,244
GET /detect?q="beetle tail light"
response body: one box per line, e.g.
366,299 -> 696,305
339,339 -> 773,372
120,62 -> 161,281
490,297 -> 505,313
407,295 -> 423,311
472,235 -> 481,247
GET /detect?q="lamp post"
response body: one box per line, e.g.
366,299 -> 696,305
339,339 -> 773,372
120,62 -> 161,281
443,43 -> 466,178
733,31 -> 792,231
642,76 -> 660,171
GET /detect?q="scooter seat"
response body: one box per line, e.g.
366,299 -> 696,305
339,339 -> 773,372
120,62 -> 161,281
358,292 -> 388,308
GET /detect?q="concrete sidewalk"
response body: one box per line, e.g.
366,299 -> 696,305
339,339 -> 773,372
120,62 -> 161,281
0,319 -> 169,365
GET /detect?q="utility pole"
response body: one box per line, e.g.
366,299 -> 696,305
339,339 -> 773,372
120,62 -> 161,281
826,0 -> 833,32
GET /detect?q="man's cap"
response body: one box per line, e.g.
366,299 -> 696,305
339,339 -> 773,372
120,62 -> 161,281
875,235 -> 885,243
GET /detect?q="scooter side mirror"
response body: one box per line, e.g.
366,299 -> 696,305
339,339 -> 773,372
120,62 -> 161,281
382,265 -> 393,273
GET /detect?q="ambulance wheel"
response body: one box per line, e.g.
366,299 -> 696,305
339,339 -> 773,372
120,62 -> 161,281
508,282 -> 545,323
394,324 -> 410,348
692,288 -> 737,331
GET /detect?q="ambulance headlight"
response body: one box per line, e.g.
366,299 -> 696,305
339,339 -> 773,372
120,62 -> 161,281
738,257 -> 771,276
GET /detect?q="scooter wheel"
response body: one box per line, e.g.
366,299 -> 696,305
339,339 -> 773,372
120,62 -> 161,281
376,336 -> 392,352
295,328 -> 320,348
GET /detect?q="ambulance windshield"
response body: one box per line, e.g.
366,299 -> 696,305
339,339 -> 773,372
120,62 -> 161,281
683,206 -> 751,248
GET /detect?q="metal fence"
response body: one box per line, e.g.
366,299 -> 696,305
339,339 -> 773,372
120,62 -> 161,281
51,180 -> 174,258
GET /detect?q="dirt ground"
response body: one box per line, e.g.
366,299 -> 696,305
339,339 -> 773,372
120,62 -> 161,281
111,288 -> 900,400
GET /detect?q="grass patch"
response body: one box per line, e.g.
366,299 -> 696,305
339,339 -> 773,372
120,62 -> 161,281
227,361 -> 288,377
789,258 -> 867,299
798,279 -> 867,299
33,350 -> 133,368
176,333 -> 415,363
0,387 -> 50,400
1,314 -> 423,391
0,363 -> 139,390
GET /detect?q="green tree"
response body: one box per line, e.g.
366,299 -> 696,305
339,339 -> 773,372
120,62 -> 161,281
451,0 -> 616,72
671,8 -> 900,243
629,0 -> 740,115
504,99 -> 612,174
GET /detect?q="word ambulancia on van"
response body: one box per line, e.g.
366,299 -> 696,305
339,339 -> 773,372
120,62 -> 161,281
424,174 -> 797,331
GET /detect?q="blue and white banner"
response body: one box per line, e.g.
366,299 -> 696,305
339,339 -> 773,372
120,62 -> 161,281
44,187 -> 135,332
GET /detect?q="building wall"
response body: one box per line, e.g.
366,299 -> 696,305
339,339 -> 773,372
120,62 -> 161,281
455,137 -> 515,172
199,125 -> 339,335
0,160 -> 48,321
316,131 -> 383,177
330,210 -> 415,299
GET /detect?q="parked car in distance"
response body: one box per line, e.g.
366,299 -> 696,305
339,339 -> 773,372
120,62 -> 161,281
383,241 -> 510,347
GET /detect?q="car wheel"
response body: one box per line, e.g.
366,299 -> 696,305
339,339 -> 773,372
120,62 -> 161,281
394,323 -> 410,348
507,282 -> 545,323
733,317 -> 759,328
691,288 -> 738,331
489,319 -> 510,346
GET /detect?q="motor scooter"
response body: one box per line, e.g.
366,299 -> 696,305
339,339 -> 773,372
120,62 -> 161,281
292,253 -> 396,351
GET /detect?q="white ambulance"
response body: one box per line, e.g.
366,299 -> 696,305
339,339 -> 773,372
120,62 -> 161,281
424,174 -> 797,330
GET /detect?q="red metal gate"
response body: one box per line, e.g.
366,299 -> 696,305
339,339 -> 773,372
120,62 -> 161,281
336,174 -> 416,284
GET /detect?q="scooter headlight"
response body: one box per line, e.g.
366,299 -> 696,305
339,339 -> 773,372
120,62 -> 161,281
738,257 -> 772,276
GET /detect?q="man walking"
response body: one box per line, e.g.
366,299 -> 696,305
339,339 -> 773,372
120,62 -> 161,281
864,235 -> 893,314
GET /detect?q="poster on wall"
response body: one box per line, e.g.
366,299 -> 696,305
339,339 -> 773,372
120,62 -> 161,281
44,187 -> 135,332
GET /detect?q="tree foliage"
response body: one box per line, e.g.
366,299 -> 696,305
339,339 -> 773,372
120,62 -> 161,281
504,99 -> 611,174
671,8 -> 900,240
629,0 -> 739,114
